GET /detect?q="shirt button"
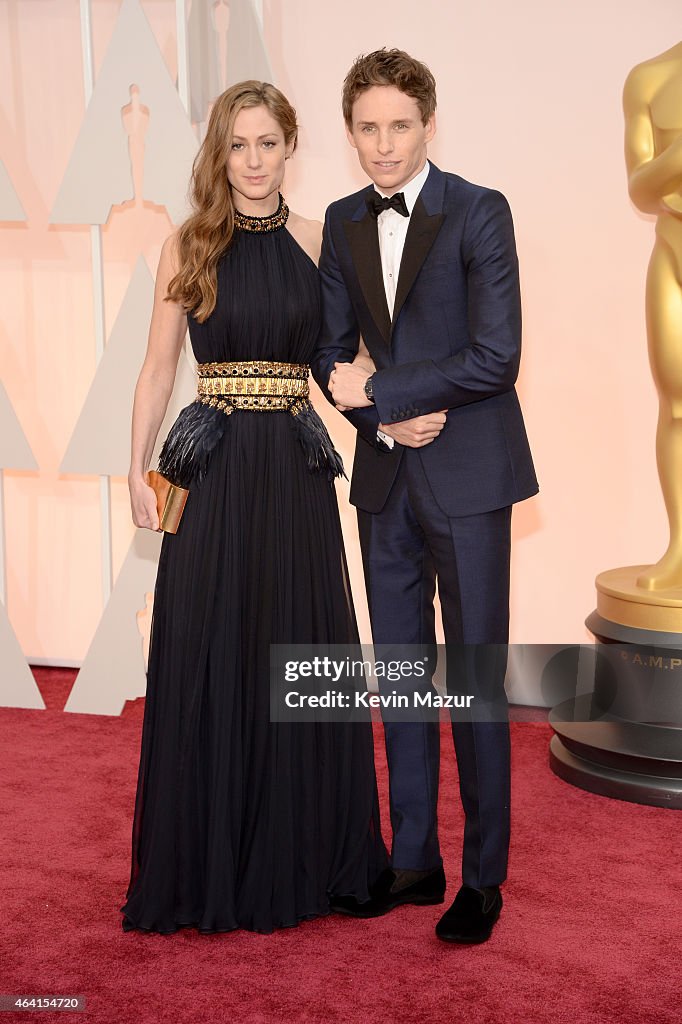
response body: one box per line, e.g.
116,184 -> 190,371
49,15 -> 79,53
388,273 -> 393,278
389,232 -> 393,236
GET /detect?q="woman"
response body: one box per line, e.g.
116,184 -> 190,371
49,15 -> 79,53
121,81 -> 387,934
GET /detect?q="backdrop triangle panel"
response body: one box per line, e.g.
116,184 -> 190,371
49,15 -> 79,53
0,158 -> 25,221
188,0 -> 273,123
0,379 -> 38,470
0,601 -> 44,710
64,528 -> 163,715
60,256 -> 197,477
50,0 -> 198,226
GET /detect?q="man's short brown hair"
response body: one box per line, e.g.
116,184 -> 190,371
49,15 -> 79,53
342,48 -> 437,127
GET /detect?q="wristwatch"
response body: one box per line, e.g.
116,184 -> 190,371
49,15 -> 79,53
363,374 -> 375,404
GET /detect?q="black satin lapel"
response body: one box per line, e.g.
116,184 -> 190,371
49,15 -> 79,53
343,215 -> 392,343
392,197 -> 445,329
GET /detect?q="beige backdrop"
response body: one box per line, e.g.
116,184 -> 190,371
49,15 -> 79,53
0,0 -> 679,664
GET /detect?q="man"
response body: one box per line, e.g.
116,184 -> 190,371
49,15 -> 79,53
312,48 -> 538,944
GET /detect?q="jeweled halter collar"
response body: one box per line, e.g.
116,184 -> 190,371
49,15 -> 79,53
234,193 -> 289,233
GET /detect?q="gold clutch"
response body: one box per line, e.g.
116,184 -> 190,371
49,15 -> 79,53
146,471 -> 189,534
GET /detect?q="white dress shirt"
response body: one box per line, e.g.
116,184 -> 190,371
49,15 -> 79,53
372,160 -> 431,448
375,159 -> 431,318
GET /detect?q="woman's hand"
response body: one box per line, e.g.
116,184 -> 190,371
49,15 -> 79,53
129,473 -> 161,531
332,339 -> 376,412
329,362 -> 373,410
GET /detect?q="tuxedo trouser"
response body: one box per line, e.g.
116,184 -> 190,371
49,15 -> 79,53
357,450 -> 511,888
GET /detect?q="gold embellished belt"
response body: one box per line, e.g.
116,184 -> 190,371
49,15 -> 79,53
156,359 -> 344,495
196,360 -> 310,412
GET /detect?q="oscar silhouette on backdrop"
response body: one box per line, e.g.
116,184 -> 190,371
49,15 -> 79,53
212,1 -> 230,92
121,84 -> 150,208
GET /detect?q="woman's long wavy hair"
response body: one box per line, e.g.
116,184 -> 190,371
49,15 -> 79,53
167,81 -> 298,322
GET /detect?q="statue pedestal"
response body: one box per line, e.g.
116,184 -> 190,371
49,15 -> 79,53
549,568 -> 682,809
594,565 -> 682,632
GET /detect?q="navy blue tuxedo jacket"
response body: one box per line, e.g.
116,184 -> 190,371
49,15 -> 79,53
311,161 -> 538,516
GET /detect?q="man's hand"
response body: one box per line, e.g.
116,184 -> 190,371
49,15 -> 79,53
379,411 -> 447,448
329,361 -> 372,410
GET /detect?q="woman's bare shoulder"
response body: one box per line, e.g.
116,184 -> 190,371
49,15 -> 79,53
159,229 -> 182,270
286,210 -> 323,266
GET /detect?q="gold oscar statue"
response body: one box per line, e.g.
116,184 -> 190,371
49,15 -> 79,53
596,41 -> 682,631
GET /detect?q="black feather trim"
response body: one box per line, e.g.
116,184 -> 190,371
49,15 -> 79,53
157,400 -> 230,488
290,401 -> 346,480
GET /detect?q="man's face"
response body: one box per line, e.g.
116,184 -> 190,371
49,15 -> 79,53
346,85 -> 435,195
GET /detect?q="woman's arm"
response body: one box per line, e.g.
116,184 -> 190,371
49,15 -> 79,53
352,337 -> 375,374
129,234 -> 188,530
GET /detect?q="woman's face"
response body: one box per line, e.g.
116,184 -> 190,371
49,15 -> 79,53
227,104 -> 293,210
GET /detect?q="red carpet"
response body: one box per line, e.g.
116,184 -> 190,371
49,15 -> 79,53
1,668 -> 680,1024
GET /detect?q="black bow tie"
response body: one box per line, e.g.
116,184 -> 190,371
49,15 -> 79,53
366,191 -> 409,219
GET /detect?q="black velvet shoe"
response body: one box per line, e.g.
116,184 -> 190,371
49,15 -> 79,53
329,866 -> 446,918
435,884 -> 502,944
